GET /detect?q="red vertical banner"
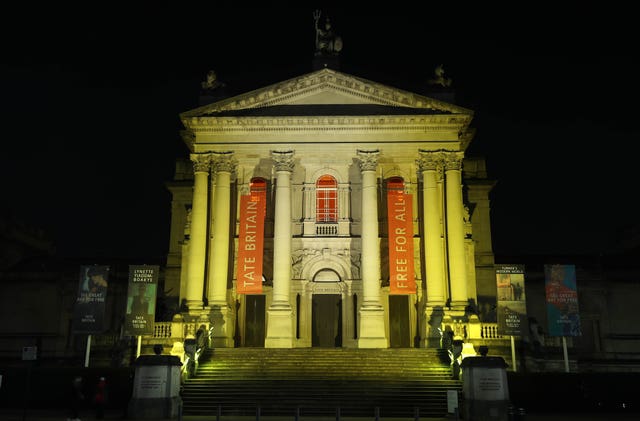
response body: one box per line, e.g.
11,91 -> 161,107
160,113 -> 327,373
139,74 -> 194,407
387,178 -> 415,294
236,188 -> 266,294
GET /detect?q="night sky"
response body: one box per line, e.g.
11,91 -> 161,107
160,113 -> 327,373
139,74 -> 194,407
1,5 -> 637,260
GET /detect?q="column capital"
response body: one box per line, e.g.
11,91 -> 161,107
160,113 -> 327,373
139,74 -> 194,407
443,151 -> 464,171
417,150 -> 442,172
271,150 -> 295,172
190,153 -> 211,173
211,151 -> 236,173
357,149 -> 380,172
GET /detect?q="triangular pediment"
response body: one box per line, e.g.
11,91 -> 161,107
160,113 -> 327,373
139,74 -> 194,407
181,68 -> 471,119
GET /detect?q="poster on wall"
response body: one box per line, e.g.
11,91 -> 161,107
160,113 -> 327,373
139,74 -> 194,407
544,264 -> 581,337
124,265 -> 158,336
495,264 -> 527,336
387,177 -> 415,294
72,265 -> 110,333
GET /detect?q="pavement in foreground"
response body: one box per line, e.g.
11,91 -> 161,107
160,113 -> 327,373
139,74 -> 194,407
2,408 -> 640,421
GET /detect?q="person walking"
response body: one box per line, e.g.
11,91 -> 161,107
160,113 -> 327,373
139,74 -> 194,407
93,376 -> 109,419
68,376 -> 84,421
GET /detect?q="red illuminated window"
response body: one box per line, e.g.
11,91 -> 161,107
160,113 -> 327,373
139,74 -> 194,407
387,176 -> 404,191
316,175 -> 337,223
250,177 -> 266,194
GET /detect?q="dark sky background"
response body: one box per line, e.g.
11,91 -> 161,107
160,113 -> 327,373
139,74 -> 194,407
1,5 -> 637,261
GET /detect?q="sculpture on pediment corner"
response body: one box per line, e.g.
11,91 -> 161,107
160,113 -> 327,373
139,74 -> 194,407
201,70 -> 226,92
313,10 -> 343,56
428,64 -> 452,88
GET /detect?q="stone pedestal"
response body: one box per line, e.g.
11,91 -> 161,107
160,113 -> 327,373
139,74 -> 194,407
128,355 -> 183,419
357,306 -> 387,348
210,304 -> 233,347
265,305 -> 294,348
460,356 -> 510,421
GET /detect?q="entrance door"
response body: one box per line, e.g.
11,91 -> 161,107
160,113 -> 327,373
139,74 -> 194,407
244,295 -> 265,347
312,294 -> 342,347
389,295 -> 411,348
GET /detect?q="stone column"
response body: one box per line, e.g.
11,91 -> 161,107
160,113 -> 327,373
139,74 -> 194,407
418,151 -> 447,346
179,208 -> 192,304
208,152 -> 235,347
467,182 -> 497,319
356,150 -> 387,348
265,150 -> 295,348
419,152 -> 446,306
185,153 -> 210,313
444,151 -> 468,310
205,171 -> 217,304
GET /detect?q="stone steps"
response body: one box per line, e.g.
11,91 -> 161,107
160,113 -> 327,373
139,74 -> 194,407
181,347 -> 461,417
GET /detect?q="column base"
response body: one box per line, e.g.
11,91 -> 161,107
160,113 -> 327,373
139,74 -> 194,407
209,302 -> 234,348
265,302 -> 294,348
444,306 -> 467,323
186,299 -> 204,315
357,304 -> 387,348
449,300 -> 470,315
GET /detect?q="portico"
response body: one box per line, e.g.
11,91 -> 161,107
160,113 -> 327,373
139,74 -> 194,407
165,67 -> 494,348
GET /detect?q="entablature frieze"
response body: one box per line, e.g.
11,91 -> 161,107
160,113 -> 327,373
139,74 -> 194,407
183,115 -> 472,133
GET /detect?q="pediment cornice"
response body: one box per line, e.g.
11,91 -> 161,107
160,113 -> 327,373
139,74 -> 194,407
181,68 -> 472,123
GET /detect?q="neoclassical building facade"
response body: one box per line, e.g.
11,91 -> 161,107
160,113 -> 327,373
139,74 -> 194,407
164,68 -> 496,349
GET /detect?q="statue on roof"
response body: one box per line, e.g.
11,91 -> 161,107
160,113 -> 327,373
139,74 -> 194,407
201,70 -> 226,92
428,64 -> 452,88
313,10 -> 342,56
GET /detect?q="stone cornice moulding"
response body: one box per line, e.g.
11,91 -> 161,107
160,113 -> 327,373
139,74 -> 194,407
184,115 -> 472,136
180,68 -> 473,119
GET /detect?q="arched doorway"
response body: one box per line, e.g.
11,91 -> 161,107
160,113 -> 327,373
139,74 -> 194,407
311,269 -> 343,348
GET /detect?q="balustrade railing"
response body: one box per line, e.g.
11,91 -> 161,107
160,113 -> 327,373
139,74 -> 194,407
316,223 -> 338,236
480,323 -> 503,339
154,322 -> 172,338
153,320 -> 508,346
